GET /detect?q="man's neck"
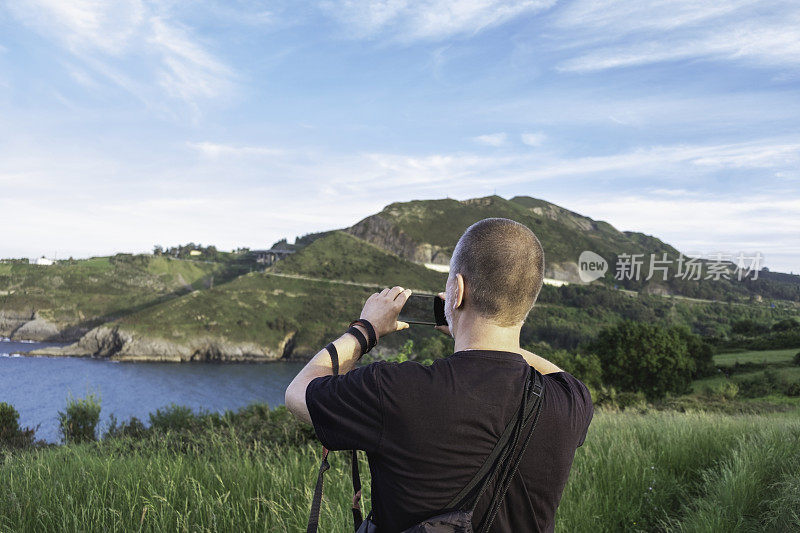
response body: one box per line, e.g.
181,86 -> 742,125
453,312 -> 521,354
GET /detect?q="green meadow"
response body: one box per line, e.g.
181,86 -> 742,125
2,344 -> 800,532
1,409 -> 798,532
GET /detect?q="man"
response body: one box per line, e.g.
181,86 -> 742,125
285,217 -> 594,532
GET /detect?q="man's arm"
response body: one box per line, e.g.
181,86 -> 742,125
284,285 -> 412,425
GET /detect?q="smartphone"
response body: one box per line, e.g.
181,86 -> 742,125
399,293 -> 448,326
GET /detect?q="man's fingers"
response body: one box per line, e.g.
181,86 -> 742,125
395,288 -> 412,307
438,291 -> 446,299
380,287 -> 391,296
387,286 -> 405,300
396,321 -> 409,331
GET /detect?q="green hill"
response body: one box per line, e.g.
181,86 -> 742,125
269,231 -> 446,291
341,195 -> 800,303
0,255 -> 245,341
345,195 -> 673,267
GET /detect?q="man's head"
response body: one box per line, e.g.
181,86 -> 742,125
444,218 -> 544,332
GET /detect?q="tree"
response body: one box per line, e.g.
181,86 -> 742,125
591,321 -> 695,400
671,325 -> 714,378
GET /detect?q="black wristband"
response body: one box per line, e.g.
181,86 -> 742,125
346,326 -> 368,356
349,319 -> 377,353
325,342 -> 339,376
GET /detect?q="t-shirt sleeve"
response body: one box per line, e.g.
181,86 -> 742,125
305,362 -> 386,453
570,374 -> 594,447
545,371 -> 594,447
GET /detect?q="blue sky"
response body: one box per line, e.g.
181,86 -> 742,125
1,0 -> 798,273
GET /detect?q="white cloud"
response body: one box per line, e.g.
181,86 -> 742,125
473,132 -> 507,147
2,132 -> 799,272
322,0 -> 555,41
555,0 -> 800,72
187,142 -> 285,158
563,193 -> 800,273
521,132 -> 546,146
7,0 -> 233,109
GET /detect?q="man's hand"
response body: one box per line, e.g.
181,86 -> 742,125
361,286 -> 412,339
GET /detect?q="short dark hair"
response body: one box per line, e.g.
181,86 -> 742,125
450,218 -> 544,326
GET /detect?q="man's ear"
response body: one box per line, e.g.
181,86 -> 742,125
455,273 -> 465,309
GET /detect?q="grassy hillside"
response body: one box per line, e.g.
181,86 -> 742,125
269,231 -> 447,290
0,255 -> 243,330
118,272 -> 375,353
112,233 -> 448,357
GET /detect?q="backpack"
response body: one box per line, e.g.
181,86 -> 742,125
307,362 -> 545,533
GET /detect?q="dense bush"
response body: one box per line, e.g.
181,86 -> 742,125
702,381 -> 739,401
735,369 -> 800,398
771,318 -> 800,332
673,325 -> 715,378
590,321 -> 695,400
149,404 -> 201,433
104,415 -> 147,440
716,330 -> 800,351
58,394 -> 102,444
544,349 -> 603,389
794,352 -> 800,366
0,402 -> 36,449
104,404 -> 316,449
731,319 -> 770,336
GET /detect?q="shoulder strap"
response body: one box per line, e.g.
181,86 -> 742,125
445,366 -> 544,513
476,369 -> 544,533
306,343 -> 364,533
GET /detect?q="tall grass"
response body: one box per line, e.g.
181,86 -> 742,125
1,410 -> 798,532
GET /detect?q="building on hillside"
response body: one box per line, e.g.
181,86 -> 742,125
252,249 -> 295,266
34,256 -> 54,266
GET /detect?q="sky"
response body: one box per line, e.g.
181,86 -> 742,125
0,0 -> 798,273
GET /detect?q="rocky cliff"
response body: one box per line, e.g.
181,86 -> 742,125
345,214 -> 452,265
28,325 -> 298,362
0,310 -> 87,342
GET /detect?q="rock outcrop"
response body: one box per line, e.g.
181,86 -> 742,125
28,325 -> 291,363
346,214 -> 451,265
0,310 -> 87,342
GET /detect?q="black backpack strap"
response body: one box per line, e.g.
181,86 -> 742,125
444,367 -> 543,514
476,369 -> 544,533
307,446 -> 331,533
351,449 -> 364,530
307,342 -> 365,533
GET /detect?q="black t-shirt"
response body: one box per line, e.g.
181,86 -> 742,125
306,349 -> 594,533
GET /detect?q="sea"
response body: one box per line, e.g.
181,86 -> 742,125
0,337 -> 305,443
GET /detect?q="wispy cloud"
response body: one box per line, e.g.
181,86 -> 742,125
322,0 -> 555,42
563,192 -> 800,272
2,133 -> 799,271
187,142 -> 285,158
521,132 -> 546,146
7,0 -> 233,109
473,132 -> 507,147
555,0 -> 800,72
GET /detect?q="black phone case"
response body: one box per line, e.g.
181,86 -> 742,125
434,296 -> 447,327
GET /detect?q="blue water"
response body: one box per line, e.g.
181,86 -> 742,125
0,338 -> 305,443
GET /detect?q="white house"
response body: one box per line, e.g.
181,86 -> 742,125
34,256 -> 54,266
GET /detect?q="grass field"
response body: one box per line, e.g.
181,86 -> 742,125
713,348 -> 799,367
1,409 -> 799,532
